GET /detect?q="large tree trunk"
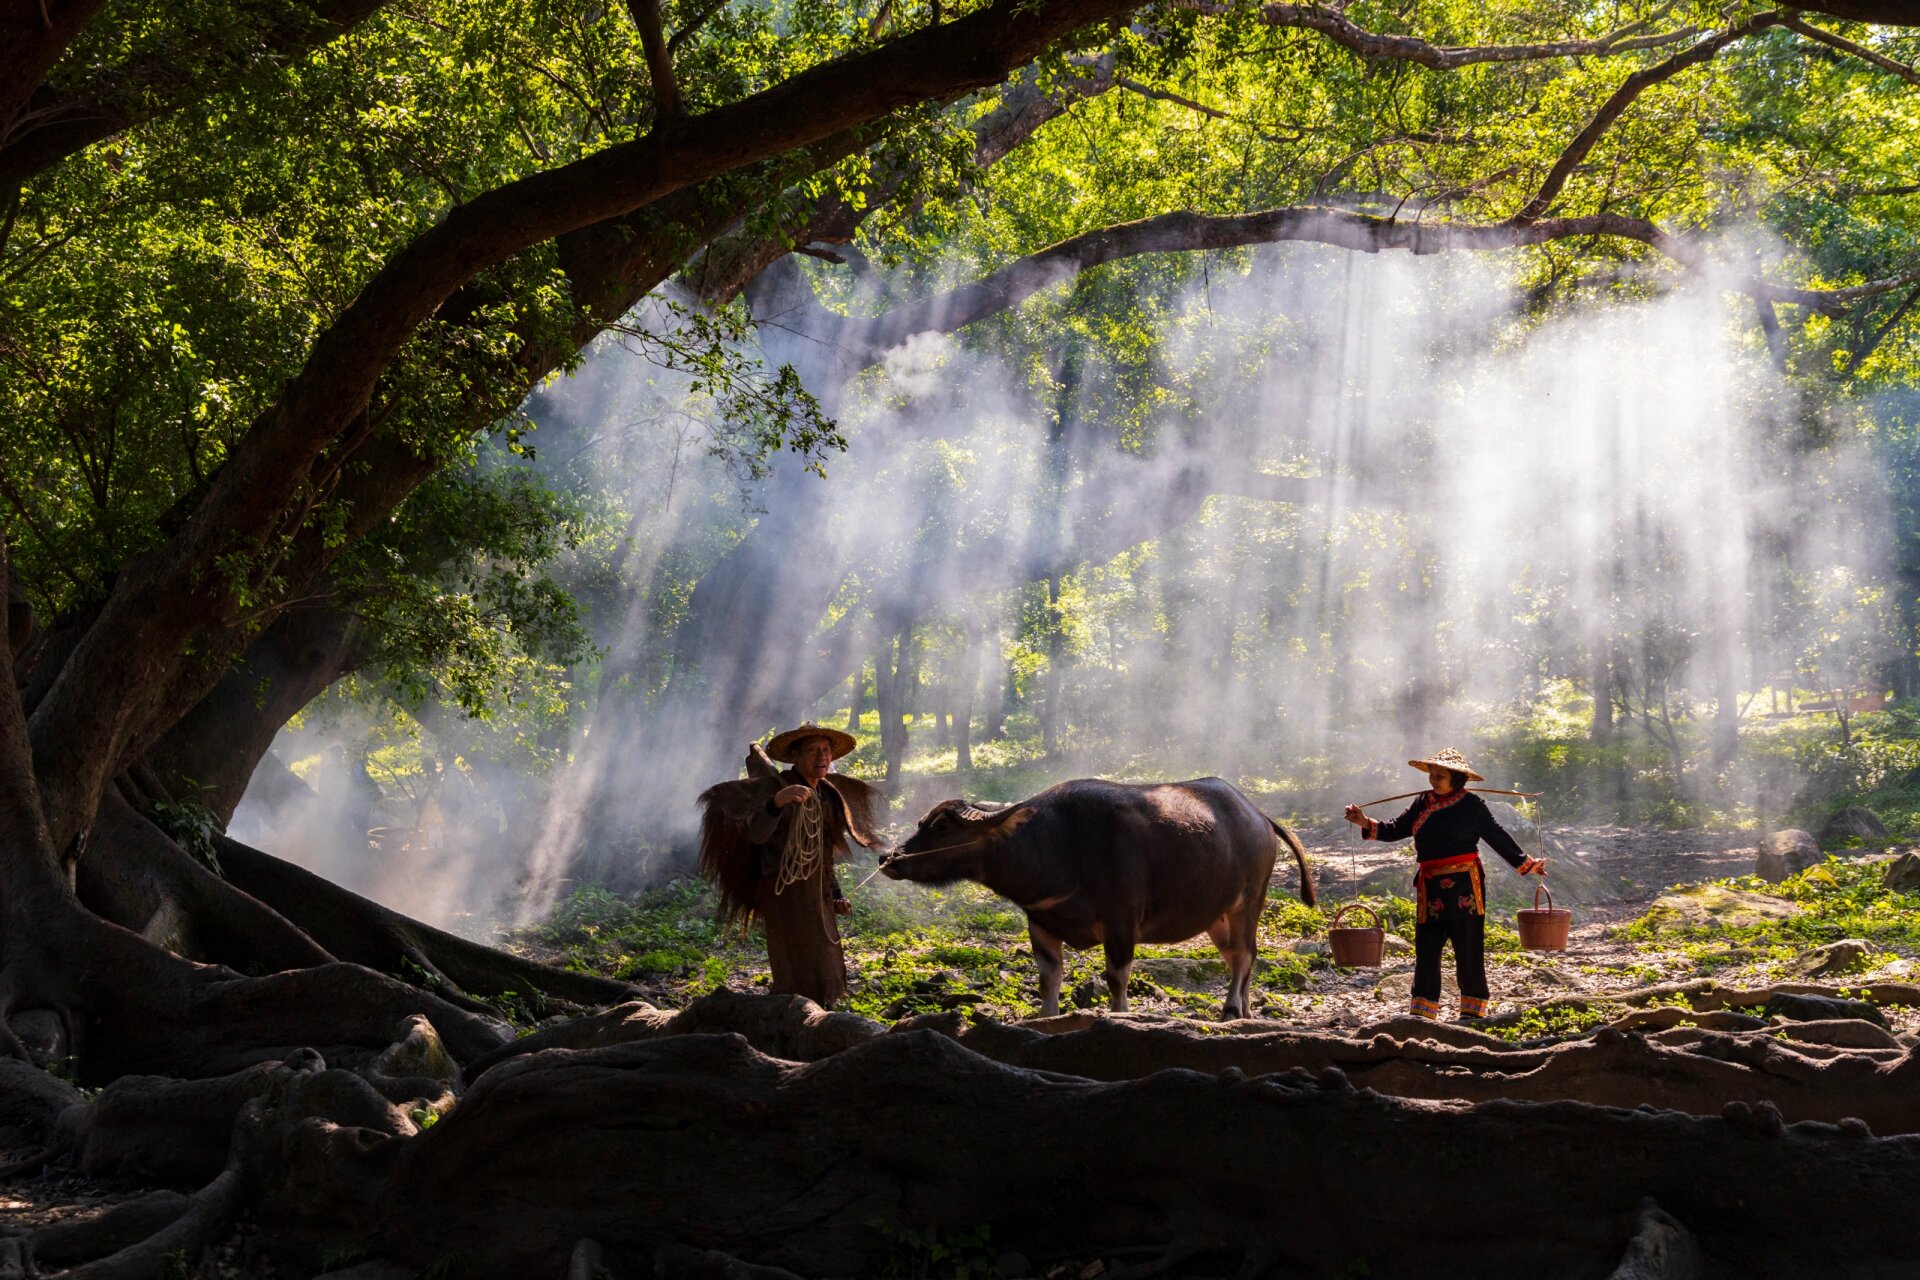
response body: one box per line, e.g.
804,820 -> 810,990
0,548 -> 630,1090
139,605 -> 364,824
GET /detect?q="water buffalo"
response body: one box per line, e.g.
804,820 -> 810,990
880,777 -> 1315,1019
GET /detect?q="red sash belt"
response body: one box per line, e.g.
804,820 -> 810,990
1415,853 -> 1484,922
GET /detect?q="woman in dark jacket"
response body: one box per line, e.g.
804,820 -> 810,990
1343,747 -> 1545,1021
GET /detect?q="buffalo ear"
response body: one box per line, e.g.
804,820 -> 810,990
917,801 -> 960,830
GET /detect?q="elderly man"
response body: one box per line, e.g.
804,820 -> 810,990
697,722 -> 885,1007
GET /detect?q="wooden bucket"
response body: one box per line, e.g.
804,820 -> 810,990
1516,883 -> 1571,951
1327,903 -> 1385,968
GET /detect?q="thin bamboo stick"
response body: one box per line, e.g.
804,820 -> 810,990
1353,786 -> 1543,809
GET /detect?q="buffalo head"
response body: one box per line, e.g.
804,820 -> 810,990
879,798 -> 1021,885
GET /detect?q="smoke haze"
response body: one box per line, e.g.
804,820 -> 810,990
233,242 -> 1890,928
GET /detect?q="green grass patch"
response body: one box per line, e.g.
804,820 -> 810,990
1612,858 -> 1920,957
1484,1001 -> 1624,1043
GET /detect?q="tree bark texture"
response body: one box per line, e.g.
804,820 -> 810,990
15,989 -> 1920,1277
138,605 -> 363,825
247,1026 -> 1920,1280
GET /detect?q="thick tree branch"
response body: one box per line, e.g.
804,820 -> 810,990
667,0 -> 728,55
1515,13 -> 1787,224
833,203 -> 1918,369
109,136 -> 884,780
1781,12 -> 1920,85
26,0 -> 1141,852
691,58 -> 1117,308
0,1 -> 391,188
627,0 -> 681,122
1844,278 -> 1920,374
833,207 -> 1639,357
0,0 -> 109,148
1178,1 -> 1704,70
1788,2 -> 1920,24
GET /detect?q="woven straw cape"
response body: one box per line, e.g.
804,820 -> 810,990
1406,746 -> 1484,782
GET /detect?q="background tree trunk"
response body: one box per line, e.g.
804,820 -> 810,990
953,623 -> 979,776
1041,574 -> 1067,757
845,660 -> 866,733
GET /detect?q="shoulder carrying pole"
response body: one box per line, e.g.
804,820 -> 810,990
1354,786 -> 1542,809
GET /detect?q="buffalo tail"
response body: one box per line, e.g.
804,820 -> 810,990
1269,816 -> 1317,908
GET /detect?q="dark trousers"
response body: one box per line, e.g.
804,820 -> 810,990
1413,912 -> 1489,1001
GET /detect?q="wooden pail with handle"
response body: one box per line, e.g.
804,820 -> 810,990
1327,903 -> 1385,968
1516,883 -> 1571,951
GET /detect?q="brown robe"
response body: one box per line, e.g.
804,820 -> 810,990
697,746 -> 885,1008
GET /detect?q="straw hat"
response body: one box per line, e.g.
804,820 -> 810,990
766,721 -> 858,763
1407,746 -> 1484,782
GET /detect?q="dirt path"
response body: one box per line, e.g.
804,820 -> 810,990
1254,822 -> 1763,1031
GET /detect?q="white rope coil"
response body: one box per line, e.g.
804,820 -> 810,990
775,789 -> 825,895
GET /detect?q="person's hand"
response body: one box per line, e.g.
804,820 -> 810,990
832,897 -> 852,916
774,784 -> 812,808
1342,804 -> 1365,825
1518,856 -> 1547,876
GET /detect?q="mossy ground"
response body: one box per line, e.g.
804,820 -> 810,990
513,847 -> 1920,1033
519,862 -> 1325,1022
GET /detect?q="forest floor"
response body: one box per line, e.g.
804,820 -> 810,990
523,820 -> 1920,1040
7,821 -> 1918,1278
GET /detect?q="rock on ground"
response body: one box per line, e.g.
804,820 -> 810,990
1756,830 -> 1821,883
1790,939 -> 1874,980
1638,883 -> 1800,930
1819,806 -> 1889,844
1883,851 -> 1920,894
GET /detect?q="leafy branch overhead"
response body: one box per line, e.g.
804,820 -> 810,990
3,0 -> 1920,851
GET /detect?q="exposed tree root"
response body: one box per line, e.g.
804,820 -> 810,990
0,893 -> 513,1082
70,792 -> 640,1028
79,789 -> 334,973
230,1030 -> 1920,1279
213,833 -> 638,1012
466,990 -> 882,1075
61,1048 -> 417,1185
653,1244 -> 811,1280
471,992 -> 1920,1135
1478,977 -> 1920,1030
28,1190 -> 192,1269
63,1165 -> 244,1280
952,1016 -> 1920,1134
19,995 -> 1920,1278
0,1056 -> 83,1146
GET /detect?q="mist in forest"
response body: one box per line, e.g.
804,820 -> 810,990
228,712 -> 526,930
240,241 -> 1891,928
